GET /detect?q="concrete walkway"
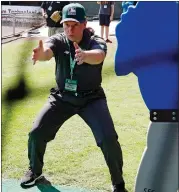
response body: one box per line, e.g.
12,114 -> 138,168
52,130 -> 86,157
2,178 -> 104,192
2,26 -> 29,38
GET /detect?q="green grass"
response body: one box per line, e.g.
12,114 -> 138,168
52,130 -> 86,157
2,37 -> 148,192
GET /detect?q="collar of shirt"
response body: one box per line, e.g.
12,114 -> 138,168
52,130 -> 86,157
67,28 -> 93,50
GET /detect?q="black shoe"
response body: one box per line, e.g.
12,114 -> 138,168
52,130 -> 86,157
20,169 -> 42,187
112,184 -> 128,192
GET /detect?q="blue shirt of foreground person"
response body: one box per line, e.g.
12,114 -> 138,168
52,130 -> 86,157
115,2 -> 178,110
115,2 -> 178,192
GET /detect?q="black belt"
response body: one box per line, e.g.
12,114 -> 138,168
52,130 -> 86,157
150,110 -> 179,122
51,87 -> 99,97
62,90 -> 96,97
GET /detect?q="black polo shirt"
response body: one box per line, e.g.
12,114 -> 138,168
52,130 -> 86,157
45,29 -> 107,93
41,1 -> 69,27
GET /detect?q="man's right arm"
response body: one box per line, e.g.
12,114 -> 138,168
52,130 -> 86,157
41,8 -> 46,18
39,47 -> 54,61
41,2 -> 47,18
32,40 -> 54,64
33,36 -> 61,64
41,2 -> 45,11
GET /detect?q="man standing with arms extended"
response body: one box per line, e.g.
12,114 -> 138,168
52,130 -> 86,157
21,3 -> 127,192
41,1 -> 69,36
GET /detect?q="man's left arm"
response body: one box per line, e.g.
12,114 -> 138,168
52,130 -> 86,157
83,49 -> 105,65
74,38 -> 107,65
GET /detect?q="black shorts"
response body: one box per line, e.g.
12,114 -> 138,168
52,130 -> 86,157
99,14 -> 110,26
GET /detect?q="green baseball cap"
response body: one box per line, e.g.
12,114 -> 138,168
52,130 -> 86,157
60,3 -> 86,24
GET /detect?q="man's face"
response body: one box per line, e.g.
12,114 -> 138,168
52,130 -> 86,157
63,21 -> 87,42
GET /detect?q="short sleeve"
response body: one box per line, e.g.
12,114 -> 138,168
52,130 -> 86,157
44,35 -> 63,57
90,36 -> 107,54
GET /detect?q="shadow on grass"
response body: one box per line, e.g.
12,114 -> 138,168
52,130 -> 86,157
2,40 -> 35,154
20,176 -> 61,192
36,176 -> 61,192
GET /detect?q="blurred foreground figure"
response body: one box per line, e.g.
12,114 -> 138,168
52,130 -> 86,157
115,2 -> 178,192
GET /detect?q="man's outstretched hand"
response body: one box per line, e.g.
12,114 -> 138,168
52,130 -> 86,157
32,40 -> 44,65
74,42 -> 86,65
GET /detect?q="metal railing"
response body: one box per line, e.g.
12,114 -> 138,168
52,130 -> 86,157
2,13 -> 45,37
